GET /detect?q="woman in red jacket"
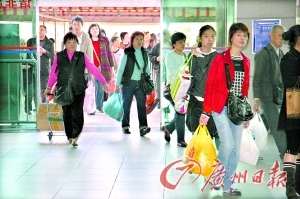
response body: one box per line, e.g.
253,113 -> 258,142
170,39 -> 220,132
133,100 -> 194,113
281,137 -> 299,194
199,23 -> 251,195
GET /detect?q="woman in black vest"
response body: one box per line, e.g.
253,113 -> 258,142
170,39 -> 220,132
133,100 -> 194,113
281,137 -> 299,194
44,32 -> 108,147
115,31 -> 151,136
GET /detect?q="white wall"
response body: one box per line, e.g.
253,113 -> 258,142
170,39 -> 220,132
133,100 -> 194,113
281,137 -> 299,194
236,0 -> 296,102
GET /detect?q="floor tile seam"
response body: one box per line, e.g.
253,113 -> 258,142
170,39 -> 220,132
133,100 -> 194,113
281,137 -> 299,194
107,136 -> 134,198
52,139 -> 97,198
0,146 -> 54,196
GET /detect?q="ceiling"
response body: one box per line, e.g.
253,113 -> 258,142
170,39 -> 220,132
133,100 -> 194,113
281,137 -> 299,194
0,7 -> 160,23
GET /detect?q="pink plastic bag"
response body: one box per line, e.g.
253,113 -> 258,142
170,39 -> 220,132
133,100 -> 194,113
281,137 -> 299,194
83,80 -> 96,113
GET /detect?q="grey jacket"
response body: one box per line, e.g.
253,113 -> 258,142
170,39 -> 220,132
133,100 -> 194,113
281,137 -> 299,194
253,43 -> 284,100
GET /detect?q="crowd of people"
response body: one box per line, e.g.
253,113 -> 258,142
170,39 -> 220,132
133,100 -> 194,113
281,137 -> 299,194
20,16 -> 300,198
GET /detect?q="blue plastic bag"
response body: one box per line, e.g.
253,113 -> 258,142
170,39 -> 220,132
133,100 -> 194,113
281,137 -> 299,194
103,92 -> 124,122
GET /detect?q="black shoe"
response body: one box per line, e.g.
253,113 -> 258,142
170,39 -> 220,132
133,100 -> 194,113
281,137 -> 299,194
87,111 -> 96,115
123,129 -> 131,134
224,188 -> 241,195
177,141 -> 187,148
162,126 -> 171,142
140,127 -> 151,136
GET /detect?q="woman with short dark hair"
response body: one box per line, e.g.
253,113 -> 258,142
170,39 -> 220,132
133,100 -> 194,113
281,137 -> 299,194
115,31 -> 151,136
200,22 -> 251,195
44,32 -> 108,147
162,32 -> 188,148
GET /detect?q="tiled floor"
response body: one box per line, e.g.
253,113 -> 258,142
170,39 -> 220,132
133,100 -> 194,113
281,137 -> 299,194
0,102 -> 288,199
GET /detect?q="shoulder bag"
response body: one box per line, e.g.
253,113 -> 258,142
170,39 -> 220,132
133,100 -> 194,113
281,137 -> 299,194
135,57 -> 154,95
54,53 -> 77,106
225,63 -> 254,125
286,76 -> 300,118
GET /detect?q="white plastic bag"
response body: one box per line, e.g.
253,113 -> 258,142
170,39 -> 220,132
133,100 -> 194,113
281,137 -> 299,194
249,113 -> 269,151
83,80 -> 96,113
239,128 -> 259,166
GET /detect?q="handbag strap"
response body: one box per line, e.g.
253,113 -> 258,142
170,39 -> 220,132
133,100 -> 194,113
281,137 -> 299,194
69,52 -> 79,80
225,63 -> 232,90
92,45 -> 101,66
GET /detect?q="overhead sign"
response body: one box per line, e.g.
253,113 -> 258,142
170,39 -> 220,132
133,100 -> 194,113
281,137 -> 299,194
252,19 -> 281,54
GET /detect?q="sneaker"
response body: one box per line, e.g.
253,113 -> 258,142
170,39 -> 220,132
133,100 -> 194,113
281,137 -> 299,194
162,126 -> 171,142
224,188 -> 241,195
97,108 -> 103,113
177,141 -> 187,148
123,129 -> 131,134
140,127 -> 151,136
72,137 -> 78,147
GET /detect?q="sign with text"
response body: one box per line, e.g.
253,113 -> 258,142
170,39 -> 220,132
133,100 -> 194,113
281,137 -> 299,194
252,19 -> 281,54
0,0 -> 31,9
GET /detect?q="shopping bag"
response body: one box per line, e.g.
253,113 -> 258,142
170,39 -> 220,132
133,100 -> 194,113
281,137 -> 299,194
249,113 -> 269,151
239,128 -> 259,166
83,80 -> 96,113
286,77 -> 300,118
146,90 -> 158,115
103,92 -> 123,122
170,54 -> 193,105
185,125 -> 217,178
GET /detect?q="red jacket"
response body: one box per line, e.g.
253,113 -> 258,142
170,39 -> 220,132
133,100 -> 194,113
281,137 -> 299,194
203,48 -> 251,114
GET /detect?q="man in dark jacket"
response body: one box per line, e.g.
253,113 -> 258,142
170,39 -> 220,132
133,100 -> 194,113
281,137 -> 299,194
39,25 -> 54,102
253,24 -> 286,161
148,42 -> 161,108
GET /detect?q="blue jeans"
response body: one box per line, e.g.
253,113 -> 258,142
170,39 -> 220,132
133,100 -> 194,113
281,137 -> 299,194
121,80 -> 148,130
212,106 -> 243,190
95,78 -> 104,110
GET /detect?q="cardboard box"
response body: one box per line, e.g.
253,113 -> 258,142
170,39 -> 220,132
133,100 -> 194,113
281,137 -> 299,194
37,103 -> 64,131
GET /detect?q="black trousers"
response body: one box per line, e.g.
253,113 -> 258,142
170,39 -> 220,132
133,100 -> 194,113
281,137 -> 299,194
186,94 -> 218,138
62,93 -> 85,139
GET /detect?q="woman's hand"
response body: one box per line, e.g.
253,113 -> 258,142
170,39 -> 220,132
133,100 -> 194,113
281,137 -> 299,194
115,85 -> 120,93
199,114 -> 210,125
243,121 -> 250,128
253,99 -> 260,113
43,88 -> 52,98
103,84 -> 109,93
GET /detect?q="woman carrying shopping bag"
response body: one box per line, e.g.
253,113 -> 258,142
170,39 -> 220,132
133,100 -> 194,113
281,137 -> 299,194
199,23 -> 251,195
162,32 -> 188,147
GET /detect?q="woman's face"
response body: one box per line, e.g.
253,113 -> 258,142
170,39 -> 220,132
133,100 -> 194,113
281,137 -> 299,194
173,39 -> 185,52
199,29 -> 216,50
90,26 -> 100,37
230,30 -> 248,48
65,39 -> 77,52
132,34 -> 144,48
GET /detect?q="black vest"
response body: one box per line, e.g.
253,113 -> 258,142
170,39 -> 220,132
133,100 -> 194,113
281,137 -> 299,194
121,47 -> 148,87
56,50 -> 87,95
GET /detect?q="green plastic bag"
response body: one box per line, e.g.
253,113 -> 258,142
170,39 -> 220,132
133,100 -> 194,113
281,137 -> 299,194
103,92 -> 123,122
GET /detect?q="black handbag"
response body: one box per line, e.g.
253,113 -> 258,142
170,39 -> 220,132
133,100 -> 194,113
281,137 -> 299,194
273,82 -> 284,105
225,64 -> 254,125
54,79 -> 74,106
54,54 -> 77,106
141,72 -> 155,95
